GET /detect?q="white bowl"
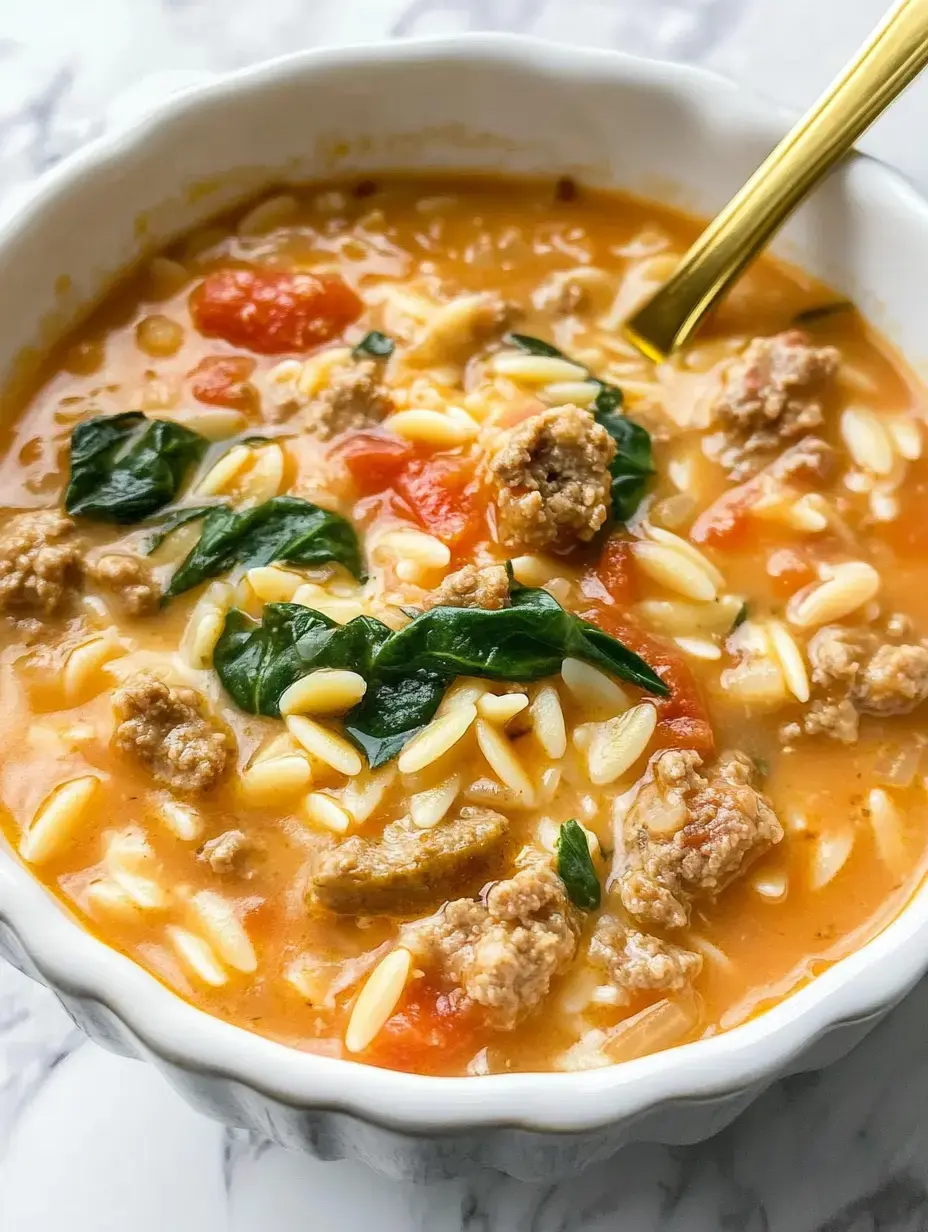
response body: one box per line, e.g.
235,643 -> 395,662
1,35 -> 927,1183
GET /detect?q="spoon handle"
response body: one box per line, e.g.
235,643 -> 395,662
624,0 -> 928,362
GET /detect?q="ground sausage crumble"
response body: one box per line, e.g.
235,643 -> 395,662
112,672 -> 232,794
801,624 -> 928,742
403,859 -> 579,1030
709,330 -> 840,478
589,915 -> 703,992
619,749 -> 783,930
423,563 -> 510,611
487,405 -> 616,550
91,553 -> 161,616
303,360 -> 394,439
0,511 -> 84,616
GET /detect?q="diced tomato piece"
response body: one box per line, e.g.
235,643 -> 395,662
395,457 -> 485,552
591,536 -> 638,605
188,355 -> 257,409
335,432 -> 415,494
337,432 -> 487,552
652,714 -> 715,755
582,603 -> 715,756
363,980 -> 482,1075
189,268 -> 363,355
690,484 -> 754,549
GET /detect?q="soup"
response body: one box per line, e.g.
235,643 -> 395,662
1,176 -> 926,1076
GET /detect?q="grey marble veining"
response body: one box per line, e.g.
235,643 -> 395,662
2,1 -> 928,1228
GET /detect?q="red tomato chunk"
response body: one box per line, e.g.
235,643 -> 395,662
583,602 -> 715,756
188,355 -> 257,409
364,980 -> 482,1075
337,432 -> 486,552
190,268 -> 362,355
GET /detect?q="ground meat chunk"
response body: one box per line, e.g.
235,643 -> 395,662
859,644 -> 928,714
312,808 -> 509,915
422,563 -> 510,611
91,553 -> 160,615
589,915 -> 702,992
487,405 -> 616,550
802,697 -> 861,743
619,749 -> 783,930
710,331 -> 839,478
403,860 -> 579,1029
302,360 -> 393,439
0,511 -> 84,616
807,625 -> 868,689
113,672 -> 232,794
803,624 -> 928,742
198,829 -> 253,875
766,435 -> 835,485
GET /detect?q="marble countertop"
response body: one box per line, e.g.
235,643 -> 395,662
3,1 -> 928,1228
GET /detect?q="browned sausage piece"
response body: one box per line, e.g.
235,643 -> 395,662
312,807 -> 509,916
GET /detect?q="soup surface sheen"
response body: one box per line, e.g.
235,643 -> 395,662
2,177 -> 927,1076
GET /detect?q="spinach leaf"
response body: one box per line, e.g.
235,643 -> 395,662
556,819 -> 601,910
594,405 -> 655,522
212,579 -> 666,766
504,333 -> 654,521
213,604 -> 334,715
352,331 -> 395,359
165,496 -> 364,597
213,602 -> 445,765
66,412 -> 207,523
503,333 -> 568,360
344,670 -> 449,768
372,577 -> 668,696
144,504 -> 216,553
213,604 -> 392,717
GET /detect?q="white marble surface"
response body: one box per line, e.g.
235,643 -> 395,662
3,1 -> 928,1228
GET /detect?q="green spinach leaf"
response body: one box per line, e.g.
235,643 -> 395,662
213,604 -> 334,715
66,413 -> 207,523
556,819 -> 601,910
352,331 -> 395,359
213,602 -> 446,765
165,496 -> 364,597
504,333 -> 654,521
594,405 -> 655,521
372,576 -> 667,696
213,604 -> 392,716
211,576 -> 666,766
504,332 -> 568,360
144,504 -> 216,553
344,670 -> 449,768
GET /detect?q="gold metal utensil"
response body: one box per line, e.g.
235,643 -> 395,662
623,0 -> 928,363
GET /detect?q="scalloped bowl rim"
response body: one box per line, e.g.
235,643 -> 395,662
0,33 -> 927,1139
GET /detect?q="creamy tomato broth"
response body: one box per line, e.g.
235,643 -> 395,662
1,176 -> 926,1076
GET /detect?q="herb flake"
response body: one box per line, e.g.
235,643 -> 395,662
352,331 -> 395,359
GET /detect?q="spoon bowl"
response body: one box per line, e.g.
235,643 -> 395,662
623,0 -> 928,362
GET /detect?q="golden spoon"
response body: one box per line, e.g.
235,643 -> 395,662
623,0 -> 928,363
